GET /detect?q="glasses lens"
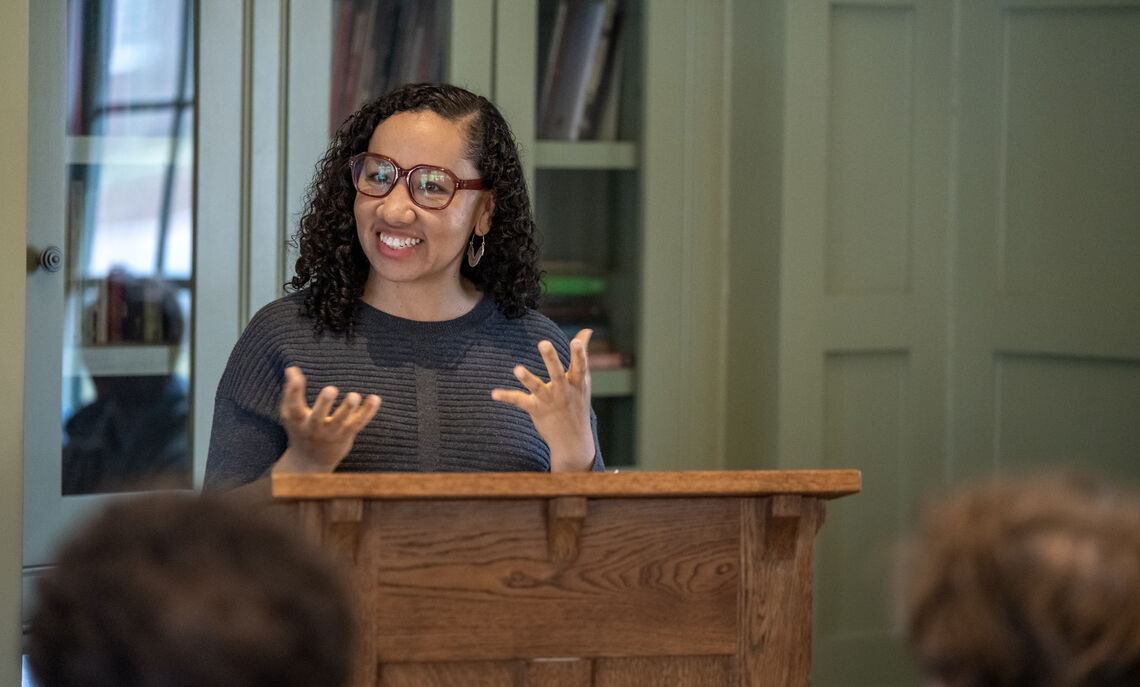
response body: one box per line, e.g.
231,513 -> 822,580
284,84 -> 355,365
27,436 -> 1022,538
356,156 -> 397,196
410,167 -> 457,209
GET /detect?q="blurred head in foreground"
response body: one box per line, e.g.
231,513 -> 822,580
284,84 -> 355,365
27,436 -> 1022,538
899,472 -> 1140,687
27,494 -> 354,687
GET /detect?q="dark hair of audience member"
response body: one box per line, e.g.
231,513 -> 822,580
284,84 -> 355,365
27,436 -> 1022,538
898,472 -> 1140,687
27,494 -> 354,687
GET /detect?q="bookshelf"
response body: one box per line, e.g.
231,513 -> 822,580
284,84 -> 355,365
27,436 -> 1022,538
78,345 -> 180,377
530,0 -> 643,466
326,0 -> 451,135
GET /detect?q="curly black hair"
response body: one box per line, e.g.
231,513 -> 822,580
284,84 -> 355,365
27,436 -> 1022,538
289,82 -> 542,334
27,494 -> 353,687
900,472 -> 1140,687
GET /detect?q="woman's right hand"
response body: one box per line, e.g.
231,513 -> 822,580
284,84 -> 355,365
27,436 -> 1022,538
272,366 -> 381,474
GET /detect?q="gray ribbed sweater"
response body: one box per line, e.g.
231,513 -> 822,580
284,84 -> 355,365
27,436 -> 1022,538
203,290 -> 603,489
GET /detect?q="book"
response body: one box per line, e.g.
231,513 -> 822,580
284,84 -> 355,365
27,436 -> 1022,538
577,0 -> 622,140
537,0 -> 612,140
590,41 -> 623,141
537,0 -> 570,137
104,271 -> 125,344
141,278 -> 164,344
328,0 -> 356,133
338,0 -> 377,126
544,273 -> 608,297
364,0 -> 403,104
329,0 -> 448,131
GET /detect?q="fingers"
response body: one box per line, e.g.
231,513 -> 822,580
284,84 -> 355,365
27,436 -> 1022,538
513,364 -> 546,395
307,385 -> 340,428
280,366 -> 309,422
347,394 -> 382,432
316,389 -> 382,435
568,329 -> 592,383
491,387 -> 534,410
537,340 -> 565,381
328,391 -> 362,423
281,366 -> 380,432
502,334 -> 590,400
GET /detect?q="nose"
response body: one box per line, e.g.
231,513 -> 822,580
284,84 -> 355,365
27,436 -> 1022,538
377,177 -> 417,225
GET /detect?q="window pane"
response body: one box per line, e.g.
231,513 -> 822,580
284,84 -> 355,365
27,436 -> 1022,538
60,0 -> 195,495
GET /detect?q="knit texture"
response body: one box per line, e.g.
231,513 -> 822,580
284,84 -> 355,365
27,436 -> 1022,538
204,290 -> 603,489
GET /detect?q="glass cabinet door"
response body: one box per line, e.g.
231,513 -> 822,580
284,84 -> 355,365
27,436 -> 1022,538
61,0 -> 195,496
24,0 -> 198,568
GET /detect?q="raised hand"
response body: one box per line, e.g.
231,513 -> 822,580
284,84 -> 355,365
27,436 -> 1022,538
272,366 -> 381,474
491,329 -> 595,472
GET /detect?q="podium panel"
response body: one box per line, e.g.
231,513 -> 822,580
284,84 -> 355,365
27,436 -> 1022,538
272,470 -> 860,687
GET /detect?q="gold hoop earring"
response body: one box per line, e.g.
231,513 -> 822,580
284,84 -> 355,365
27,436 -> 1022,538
467,233 -> 486,267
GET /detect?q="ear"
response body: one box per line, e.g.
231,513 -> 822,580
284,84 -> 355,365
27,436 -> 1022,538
474,193 -> 494,237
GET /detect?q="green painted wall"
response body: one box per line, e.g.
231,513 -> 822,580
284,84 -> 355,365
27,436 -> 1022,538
0,0 -> 29,681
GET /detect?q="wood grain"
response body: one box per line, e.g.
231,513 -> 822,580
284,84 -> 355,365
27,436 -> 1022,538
737,496 -> 825,686
273,469 -> 862,501
593,655 -> 733,686
527,658 -> 593,686
277,470 -> 861,686
377,660 -> 524,686
357,498 -> 739,662
547,497 -> 587,565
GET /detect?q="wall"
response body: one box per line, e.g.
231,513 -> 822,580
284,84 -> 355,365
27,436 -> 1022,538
725,1 -> 1140,685
0,0 -> 29,681
725,0 -> 786,469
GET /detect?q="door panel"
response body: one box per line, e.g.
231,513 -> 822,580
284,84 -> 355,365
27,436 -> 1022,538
22,0 -> 245,594
953,0 -> 1140,478
775,2 -> 953,685
24,0 -> 200,569
770,2 -> 1140,685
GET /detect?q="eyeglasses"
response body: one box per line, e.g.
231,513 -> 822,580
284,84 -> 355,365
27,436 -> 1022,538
349,152 -> 484,210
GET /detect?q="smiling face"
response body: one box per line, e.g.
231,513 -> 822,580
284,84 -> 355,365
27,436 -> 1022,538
354,110 -> 493,318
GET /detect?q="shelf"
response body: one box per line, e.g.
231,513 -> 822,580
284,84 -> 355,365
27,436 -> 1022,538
592,368 -> 634,397
534,140 -> 638,169
77,345 -> 179,376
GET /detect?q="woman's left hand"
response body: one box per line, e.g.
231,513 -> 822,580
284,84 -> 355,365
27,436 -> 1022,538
492,329 -> 595,472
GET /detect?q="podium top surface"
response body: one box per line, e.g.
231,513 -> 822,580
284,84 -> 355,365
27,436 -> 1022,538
271,469 -> 861,501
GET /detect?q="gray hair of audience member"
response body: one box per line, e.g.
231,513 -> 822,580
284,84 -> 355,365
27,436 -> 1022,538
898,472 -> 1140,687
27,494 -> 354,687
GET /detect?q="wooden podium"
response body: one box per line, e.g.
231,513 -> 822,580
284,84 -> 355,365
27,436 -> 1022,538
271,469 -> 860,687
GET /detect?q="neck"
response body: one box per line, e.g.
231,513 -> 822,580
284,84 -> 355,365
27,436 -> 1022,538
361,275 -> 482,321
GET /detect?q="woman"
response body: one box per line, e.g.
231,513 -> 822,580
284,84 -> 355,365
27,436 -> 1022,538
204,83 -> 601,489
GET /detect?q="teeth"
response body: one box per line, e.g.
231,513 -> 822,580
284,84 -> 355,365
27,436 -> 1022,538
380,233 -> 422,250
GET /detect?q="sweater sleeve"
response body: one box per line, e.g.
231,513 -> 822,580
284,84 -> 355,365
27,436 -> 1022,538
202,299 -> 293,490
202,396 -> 286,490
589,411 -> 604,472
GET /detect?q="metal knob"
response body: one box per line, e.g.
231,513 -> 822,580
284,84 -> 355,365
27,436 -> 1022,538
28,245 -> 64,273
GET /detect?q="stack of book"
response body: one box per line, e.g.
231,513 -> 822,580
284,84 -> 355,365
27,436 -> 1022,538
541,274 -> 629,370
329,0 -> 448,134
82,270 -> 180,347
536,0 -> 625,141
